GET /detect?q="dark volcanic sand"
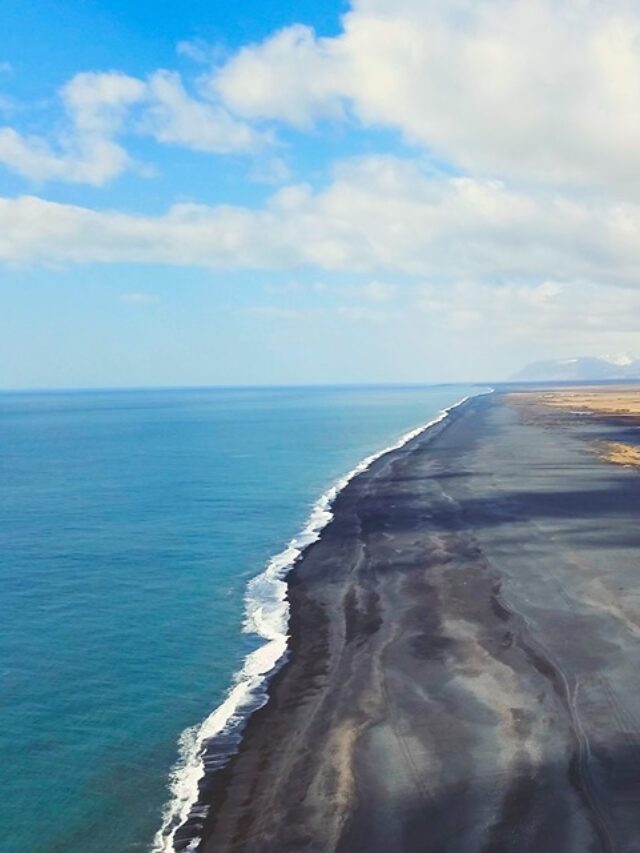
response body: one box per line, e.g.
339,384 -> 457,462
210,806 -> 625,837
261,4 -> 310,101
198,393 -> 640,853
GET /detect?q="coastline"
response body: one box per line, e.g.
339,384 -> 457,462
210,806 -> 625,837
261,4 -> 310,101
155,391 -> 487,853
194,389 -> 640,853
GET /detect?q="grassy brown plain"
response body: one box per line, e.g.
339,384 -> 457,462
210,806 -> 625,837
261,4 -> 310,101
507,386 -> 640,469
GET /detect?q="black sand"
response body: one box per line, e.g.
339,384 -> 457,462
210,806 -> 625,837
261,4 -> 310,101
197,393 -> 640,853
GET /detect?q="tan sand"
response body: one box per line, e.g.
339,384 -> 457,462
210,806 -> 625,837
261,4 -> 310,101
597,441 -> 640,468
507,387 -> 640,469
508,386 -> 640,417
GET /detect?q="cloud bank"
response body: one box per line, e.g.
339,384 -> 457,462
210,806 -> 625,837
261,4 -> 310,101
1,0 -> 640,362
213,0 -> 640,190
2,156 -> 640,288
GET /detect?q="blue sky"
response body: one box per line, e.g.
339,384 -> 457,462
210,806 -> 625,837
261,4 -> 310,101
2,0 -> 640,388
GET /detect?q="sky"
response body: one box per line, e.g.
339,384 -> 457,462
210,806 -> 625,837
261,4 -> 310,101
2,0 -> 640,389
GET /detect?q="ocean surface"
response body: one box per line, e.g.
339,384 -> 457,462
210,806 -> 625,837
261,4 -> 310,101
0,384 -> 481,853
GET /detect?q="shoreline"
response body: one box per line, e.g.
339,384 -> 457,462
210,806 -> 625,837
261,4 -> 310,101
190,393 -> 488,851
155,392 -> 487,853
193,388 -> 640,852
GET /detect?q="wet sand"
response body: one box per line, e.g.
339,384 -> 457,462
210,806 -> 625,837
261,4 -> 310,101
197,392 -> 640,853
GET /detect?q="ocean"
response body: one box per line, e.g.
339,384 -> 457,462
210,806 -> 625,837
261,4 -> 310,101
0,384 -> 482,853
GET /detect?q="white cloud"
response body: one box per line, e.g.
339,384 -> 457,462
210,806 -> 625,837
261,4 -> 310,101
176,39 -> 225,65
0,127 -> 131,185
62,72 -> 146,135
213,24 -> 347,127
413,278 -> 640,351
250,305 -> 307,320
361,281 -> 397,302
213,0 -> 640,190
0,72 -> 144,185
3,156 -> 640,287
0,69 -> 263,185
142,70 -> 262,153
337,304 -> 395,323
248,156 -> 291,185
4,2 -> 640,378
9,0 -> 640,192
119,291 -> 157,304
252,277 -> 640,376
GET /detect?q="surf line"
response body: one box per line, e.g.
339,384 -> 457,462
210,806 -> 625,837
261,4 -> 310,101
151,388 -> 492,853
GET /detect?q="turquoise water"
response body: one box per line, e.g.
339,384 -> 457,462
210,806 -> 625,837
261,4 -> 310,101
0,385 -> 480,852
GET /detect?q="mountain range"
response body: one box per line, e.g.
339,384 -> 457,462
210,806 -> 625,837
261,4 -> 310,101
511,357 -> 640,382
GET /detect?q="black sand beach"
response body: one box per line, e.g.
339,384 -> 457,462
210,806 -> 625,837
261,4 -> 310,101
196,392 -> 640,853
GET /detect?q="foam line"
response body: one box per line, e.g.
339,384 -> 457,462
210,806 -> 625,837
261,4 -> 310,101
151,389 -> 492,853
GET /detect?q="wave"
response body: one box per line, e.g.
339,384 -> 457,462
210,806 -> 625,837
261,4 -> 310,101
150,389 -> 490,853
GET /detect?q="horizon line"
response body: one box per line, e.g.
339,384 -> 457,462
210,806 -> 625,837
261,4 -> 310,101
0,380 -> 497,395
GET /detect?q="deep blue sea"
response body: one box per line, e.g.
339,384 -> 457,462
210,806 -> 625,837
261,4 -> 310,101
0,385 -> 480,853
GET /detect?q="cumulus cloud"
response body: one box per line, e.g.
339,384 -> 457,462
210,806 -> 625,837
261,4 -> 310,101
62,72 -> 146,135
4,1 -> 640,374
8,0 -> 640,191
213,24 -> 348,127
213,0 -> 640,190
0,127 -> 130,183
119,291 -> 157,304
0,69 -> 263,185
142,70 -> 262,153
2,156 -> 640,286
0,72 -> 143,184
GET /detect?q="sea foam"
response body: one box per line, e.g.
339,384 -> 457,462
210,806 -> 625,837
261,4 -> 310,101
151,391 -> 488,853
